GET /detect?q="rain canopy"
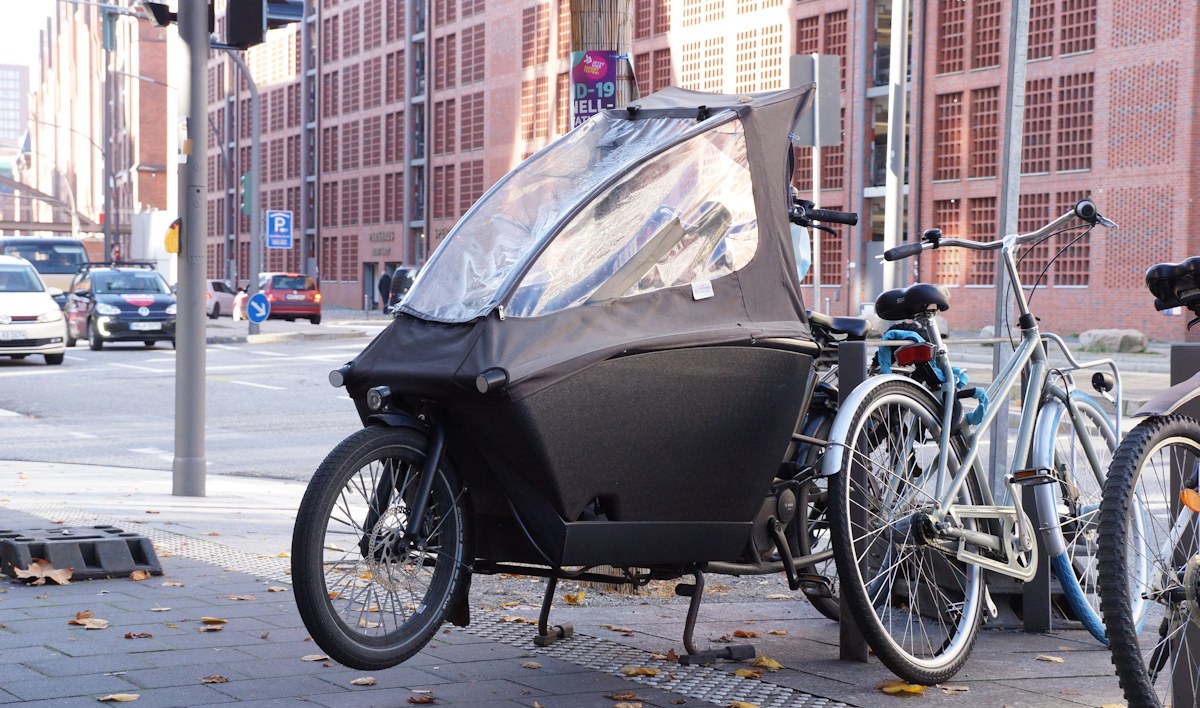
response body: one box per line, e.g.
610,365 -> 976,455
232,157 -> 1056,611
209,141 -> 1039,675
348,85 -> 817,402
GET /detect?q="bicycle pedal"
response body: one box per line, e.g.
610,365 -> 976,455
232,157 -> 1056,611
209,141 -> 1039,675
1010,467 -> 1054,486
797,574 -> 834,599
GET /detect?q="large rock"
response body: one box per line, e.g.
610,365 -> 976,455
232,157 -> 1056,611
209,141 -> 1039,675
1079,328 -> 1147,353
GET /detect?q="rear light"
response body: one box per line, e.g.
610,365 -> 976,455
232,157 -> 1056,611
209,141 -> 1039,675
314,292 -> 322,303
895,343 -> 935,367
206,292 -> 212,299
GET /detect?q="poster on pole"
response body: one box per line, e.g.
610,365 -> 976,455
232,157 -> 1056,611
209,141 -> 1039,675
571,50 -> 619,128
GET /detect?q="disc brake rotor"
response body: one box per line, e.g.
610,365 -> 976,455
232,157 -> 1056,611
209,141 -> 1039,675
1182,554 -> 1200,628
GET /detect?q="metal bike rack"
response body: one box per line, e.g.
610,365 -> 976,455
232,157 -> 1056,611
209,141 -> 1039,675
1170,343 -> 1200,707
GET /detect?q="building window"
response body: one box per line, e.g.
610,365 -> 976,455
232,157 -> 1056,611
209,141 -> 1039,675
434,99 -> 457,155
967,197 -> 996,285
734,31 -> 757,94
322,126 -> 340,173
1028,0 -> 1055,60
343,7 -> 361,56
823,11 -> 847,90
342,65 -> 360,114
1056,72 -> 1093,172
463,0 -> 485,18
522,4 -> 551,67
520,77 -> 549,140
384,172 -> 403,223
322,17 -> 339,62
321,235 -> 338,283
386,51 -> 405,104
363,57 -> 382,109
432,164 -> 457,219
931,199 -> 964,285
796,16 -> 818,54
1052,190 -> 1090,286
1016,193 -> 1052,284
555,72 -> 570,134
321,182 -> 339,228
460,159 -> 485,212
340,232 -> 358,282
322,71 -> 339,118
1059,0 -> 1095,55
1022,78 -> 1053,174
461,93 -> 485,150
654,0 -> 670,34
652,48 -> 673,92
557,0 -> 570,58
362,175 -> 381,224
968,87 -> 999,178
342,178 -> 360,226
461,25 -> 486,84
435,0 -> 457,26
682,0 -> 702,27
434,34 -> 457,91
702,37 -> 723,93
342,121 -> 360,171
933,93 -> 963,181
736,0 -> 756,16
971,0 -> 1002,69
760,26 -> 782,90
387,0 -> 405,41
364,0 -> 383,50
937,0 -> 965,74
703,0 -> 722,23
681,41 -> 702,88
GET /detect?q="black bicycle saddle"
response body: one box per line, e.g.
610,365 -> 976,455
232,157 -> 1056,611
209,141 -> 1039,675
806,310 -> 874,340
874,283 -> 951,321
1146,257 -> 1200,315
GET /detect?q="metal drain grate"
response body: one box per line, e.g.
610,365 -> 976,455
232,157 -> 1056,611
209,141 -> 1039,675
3,503 -> 292,583
465,611 -> 849,708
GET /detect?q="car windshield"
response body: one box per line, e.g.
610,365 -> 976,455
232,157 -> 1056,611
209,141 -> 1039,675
94,271 -> 171,294
1,243 -> 87,275
0,264 -> 45,292
270,275 -> 316,290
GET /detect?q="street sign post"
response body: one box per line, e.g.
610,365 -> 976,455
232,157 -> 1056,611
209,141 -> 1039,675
247,291 -> 270,323
265,210 -> 293,249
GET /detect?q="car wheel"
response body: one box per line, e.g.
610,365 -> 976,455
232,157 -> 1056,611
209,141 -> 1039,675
87,319 -> 104,351
44,353 -> 64,366
65,326 -> 77,348
11,354 -> 27,360
169,339 -> 176,349
209,304 -> 220,320
310,316 -> 321,325
144,341 -> 156,348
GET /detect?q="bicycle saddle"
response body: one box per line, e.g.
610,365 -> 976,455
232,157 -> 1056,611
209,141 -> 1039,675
1146,257 -> 1200,314
874,283 -> 951,321
806,310 -> 874,340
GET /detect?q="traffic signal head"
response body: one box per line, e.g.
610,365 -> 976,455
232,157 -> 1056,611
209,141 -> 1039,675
239,172 -> 252,216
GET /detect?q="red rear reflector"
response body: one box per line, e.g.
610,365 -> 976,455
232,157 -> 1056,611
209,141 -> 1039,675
895,343 -> 935,367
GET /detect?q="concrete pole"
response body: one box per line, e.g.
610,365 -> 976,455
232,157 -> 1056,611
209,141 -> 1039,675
224,50 -> 262,336
990,0 -> 1032,500
101,9 -> 114,260
882,0 -> 910,292
172,0 -> 209,497
810,54 -> 822,310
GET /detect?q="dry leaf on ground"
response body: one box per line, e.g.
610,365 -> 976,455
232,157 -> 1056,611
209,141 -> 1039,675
728,702 -> 760,708
621,666 -> 659,677
613,703 -> 643,708
939,684 -> 970,696
605,692 -> 643,701
128,570 -> 150,581
350,677 -> 377,686
750,656 -> 783,671
161,580 -> 184,587
15,558 -> 73,586
499,601 -> 520,607
732,630 -> 758,639
227,595 -> 257,601
266,586 -> 288,593
407,696 -> 437,705
734,668 -> 763,679
564,590 -> 585,605
124,632 -> 153,639
150,607 -> 170,612
1036,655 -> 1065,663
877,680 -> 928,695
603,625 -> 634,633
302,654 -> 330,662
767,629 -> 787,636
197,626 -> 224,633
70,610 -> 95,623
97,694 -> 140,702
651,648 -> 680,663
200,617 -> 228,625
521,661 -> 543,669
201,676 -> 229,684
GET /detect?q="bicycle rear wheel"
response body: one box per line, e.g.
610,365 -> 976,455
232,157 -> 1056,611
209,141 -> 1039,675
828,378 -> 984,685
1098,415 -> 1200,707
793,409 -> 839,621
292,426 -> 472,670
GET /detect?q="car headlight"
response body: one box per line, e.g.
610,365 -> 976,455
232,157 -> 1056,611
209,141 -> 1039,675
37,308 -> 64,323
165,303 -> 177,315
95,303 -> 121,316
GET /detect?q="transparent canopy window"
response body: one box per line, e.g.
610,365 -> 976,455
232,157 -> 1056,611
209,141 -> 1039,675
507,119 -> 756,317
400,111 -> 758,324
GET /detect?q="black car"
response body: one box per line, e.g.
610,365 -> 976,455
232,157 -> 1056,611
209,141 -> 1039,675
65,263 -> 177,350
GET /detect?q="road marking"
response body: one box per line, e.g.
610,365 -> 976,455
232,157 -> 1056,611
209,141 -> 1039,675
0,408 -> 22,417
69,431 -> 98,439
205,363 -> 273,372
231,380 -> 286,390
246,350 -> 288,358
129,447 -> 170,455
335,396 -> 355,402
0,368 -> 70,378
109,363 -> 169,373
65,355 -> 87,362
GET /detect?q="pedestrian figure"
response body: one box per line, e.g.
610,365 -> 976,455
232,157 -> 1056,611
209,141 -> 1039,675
377,268 -> 392,312
232,287 -> 249,321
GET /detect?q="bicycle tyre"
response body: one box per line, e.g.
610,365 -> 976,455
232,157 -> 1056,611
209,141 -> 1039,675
1098,414 -> 1200,707
794,411 -> 839,621
828,378 -> 984,684
1032,391 -> 1119,643
292,425 -> 472,670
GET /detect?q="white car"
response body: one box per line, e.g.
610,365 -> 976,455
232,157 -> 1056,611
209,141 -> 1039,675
206,279 -> 237,319
0,254 -> 67,365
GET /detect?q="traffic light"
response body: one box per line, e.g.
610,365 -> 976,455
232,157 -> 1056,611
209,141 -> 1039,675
224,0 -> 266,50
239,172 -> 252,216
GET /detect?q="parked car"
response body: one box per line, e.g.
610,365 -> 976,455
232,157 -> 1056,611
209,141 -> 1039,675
259,272 -> 322,324
0,255 -> 67,365
0,236 -> 90,308
387,266 -> 420,309
65,263 -> 176,350
206,279 -> 237,319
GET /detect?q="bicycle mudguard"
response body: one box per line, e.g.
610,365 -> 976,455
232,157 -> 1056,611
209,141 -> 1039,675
1133,370 -> 1200,417
819,373 -> 917,478
365,411 -> 430,433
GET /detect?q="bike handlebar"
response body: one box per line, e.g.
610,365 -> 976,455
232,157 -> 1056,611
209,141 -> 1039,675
881,199 -> 1116,262
789,197 -> 858,227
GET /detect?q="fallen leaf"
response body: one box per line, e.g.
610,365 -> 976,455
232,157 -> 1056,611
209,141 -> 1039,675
70,610 -> 96,623
350,677 -> 377,686
877,680 -> 928,695
670,701 -> 687,705
500,615 -> 536,624
205,532 -> 221,536
521,661 -> 542,669
939,684 -> 970,696
603,625 -> 634,633
124,632 -> 153,639
605,692 -> 643,701
499,601 -> 520,607
227,595 -> 257,601
302,654 -> 330,662
651,648 -> 680,663
766,594 -> 790,600
200,617 -> 228,625
128,570 -> 151,582
621,666 -> 659,677
260,631 -> 271,639
150,607 -> 170,612
97,694 -> 140,702
1036,655 -> 1065,663
564,590 -> 585,605
728,702 -> 760,708
734,668 -> 763,679
407,696 -> 437,704
266,586 -> 288,593
162,580 -> 185,587
767,629 -> 787,636
613,703 -> 643,708
750,655 -> 783,671
197,626 -> 224,633
278,552 -> 289,558
201,676 -> 229,684
358,619 -> 381,629
14,558 -> 73,586
733,630 -> 758,638
165,623 -> 178,629
145,510 -> 160,514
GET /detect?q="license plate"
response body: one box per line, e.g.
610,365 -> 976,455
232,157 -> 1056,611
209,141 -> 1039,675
130,322 -> 162,331
285,293 -> 307,301
0,330 -> 27,340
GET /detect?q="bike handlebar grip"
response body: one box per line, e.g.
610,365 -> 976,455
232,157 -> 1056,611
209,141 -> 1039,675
329,363 -> 352,388
883,242 -> 925,261
1074,200 -> 1097,223
807,208 -> 858,226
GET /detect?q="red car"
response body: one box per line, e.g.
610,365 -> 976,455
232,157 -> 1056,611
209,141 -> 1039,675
259,273 -> 322,324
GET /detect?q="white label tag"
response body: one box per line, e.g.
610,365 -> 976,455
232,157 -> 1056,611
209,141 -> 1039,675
691,280 -> 714,300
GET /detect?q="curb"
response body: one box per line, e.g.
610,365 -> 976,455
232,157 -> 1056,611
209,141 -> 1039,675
204,327 -> 371,346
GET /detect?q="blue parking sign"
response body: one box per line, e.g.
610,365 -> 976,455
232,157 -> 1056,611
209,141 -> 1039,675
266,210 -> 293,249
